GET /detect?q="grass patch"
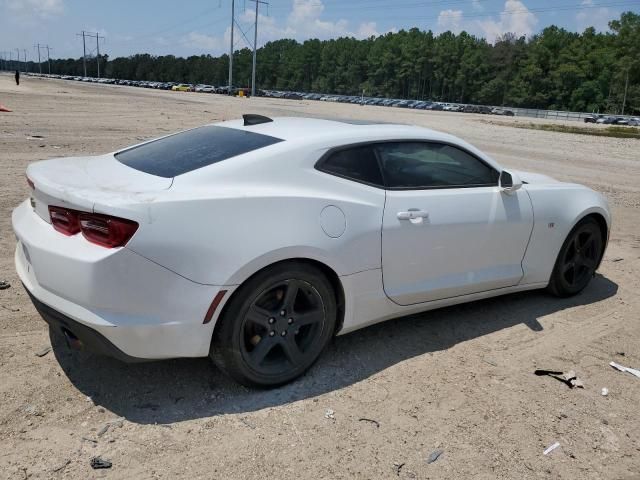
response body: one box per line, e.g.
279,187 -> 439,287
509,122 -> 640,139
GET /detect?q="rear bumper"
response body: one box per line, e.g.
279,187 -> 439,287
25,287 -> 144,362
12,199 -> 231,359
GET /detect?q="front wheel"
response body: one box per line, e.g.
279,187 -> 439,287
210,262 -> 337,388
548,217 -> 603,297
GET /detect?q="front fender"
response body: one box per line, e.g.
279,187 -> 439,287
521,184 -> 611,285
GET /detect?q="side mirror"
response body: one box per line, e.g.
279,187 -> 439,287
500,169 -> 522,194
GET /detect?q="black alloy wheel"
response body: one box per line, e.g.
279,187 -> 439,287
548,217 -> 603,297
210,262 -> 336,387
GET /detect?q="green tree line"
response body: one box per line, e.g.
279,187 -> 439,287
24,11 -> 640,113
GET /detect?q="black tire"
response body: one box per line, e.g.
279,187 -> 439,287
210,262 -> 337,388
547,217 -> 603,297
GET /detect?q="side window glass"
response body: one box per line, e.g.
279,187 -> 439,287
376,142 -> 498,189
318,146 -> 384,187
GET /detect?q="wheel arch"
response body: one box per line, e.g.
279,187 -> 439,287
576,211 -> 609,268
214,257 -> 347,337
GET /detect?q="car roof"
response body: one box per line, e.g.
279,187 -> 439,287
214,116 -> 456,144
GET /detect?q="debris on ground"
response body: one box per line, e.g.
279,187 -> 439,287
610,361 -> 640,379
0,104 -> 12,112
601,387 -> 609,396
392,462 -> 405,476
0,281 -> 10,290
426,449 -> 444,464
543,442 -> 560,455
534,369 -> 584,388
239,417 -> 256,429
324,409 -> 335,420
52,459 -> 70,473
97,417 -> 125,437
358,418 -> 380,428
611,258 -> 624,262
90,457 -> 112,469
82,437 -> 97,444
34,346 -> 51,357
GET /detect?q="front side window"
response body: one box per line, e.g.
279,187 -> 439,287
318,145 -> 384,187
375,142 -> 498,189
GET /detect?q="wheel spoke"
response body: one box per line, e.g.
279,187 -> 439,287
249,337 -> 276,365
295,309 -> 324,327
582,257 -> 597,270
562,261 -> 575,274
581,235 -> 594,252
280,336 -> 304,365
282,280 -> 299,312
246,304 -> 272,328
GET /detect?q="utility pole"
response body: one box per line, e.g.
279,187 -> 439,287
249,0 -> 268,97
34,44 -> 42,73
77,31 -> 87,77
621,68 -> 630,115
96,34 -> 101,77
44,46 -> 52,74
16,48 -> 20,71
228,0 -> 234,94
22,49 -> 28,72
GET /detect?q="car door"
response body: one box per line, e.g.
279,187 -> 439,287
378,141 -> 533,306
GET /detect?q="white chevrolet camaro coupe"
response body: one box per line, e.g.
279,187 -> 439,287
13,115 -> 610,387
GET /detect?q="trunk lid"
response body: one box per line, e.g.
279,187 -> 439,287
27,154 -> 172,222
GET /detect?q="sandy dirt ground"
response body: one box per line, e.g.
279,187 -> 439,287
1,74 -> 639,480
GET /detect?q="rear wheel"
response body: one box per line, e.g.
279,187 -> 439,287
548,217 -> 603,297
210,262 -> 336,387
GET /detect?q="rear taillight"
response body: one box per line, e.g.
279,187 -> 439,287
78,213 -> 138,248
49,206 -> 81,236
48,206 -> 138,248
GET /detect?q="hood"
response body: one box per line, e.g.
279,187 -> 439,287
511,169 -> 559,185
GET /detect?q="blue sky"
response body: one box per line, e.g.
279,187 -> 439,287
2,0 -> 639,60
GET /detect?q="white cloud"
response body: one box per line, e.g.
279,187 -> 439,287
435,1 -> 538,41
471,0 -> 483,11
477,0 -> 538,40
3,0 -> 63,17
356,22 -> 380,38
181,32 -> 225,51
576,0 -> 614,32
437,9 -> 464,34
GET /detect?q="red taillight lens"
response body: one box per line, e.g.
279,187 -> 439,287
26,176 -> 35,190
48,206 -> 138,248
78,213 -> 139,248
49,206 -> 81,236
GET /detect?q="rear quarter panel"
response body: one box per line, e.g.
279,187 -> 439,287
121,165 -> 386,286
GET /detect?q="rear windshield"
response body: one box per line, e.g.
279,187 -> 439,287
115,126 -> 284,178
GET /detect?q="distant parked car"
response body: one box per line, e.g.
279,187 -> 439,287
628,117 -> 640,126
596,116 -> 617,124
172,84 -> 193,92
583,114 -> 605,123
491,108 -> 515,116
